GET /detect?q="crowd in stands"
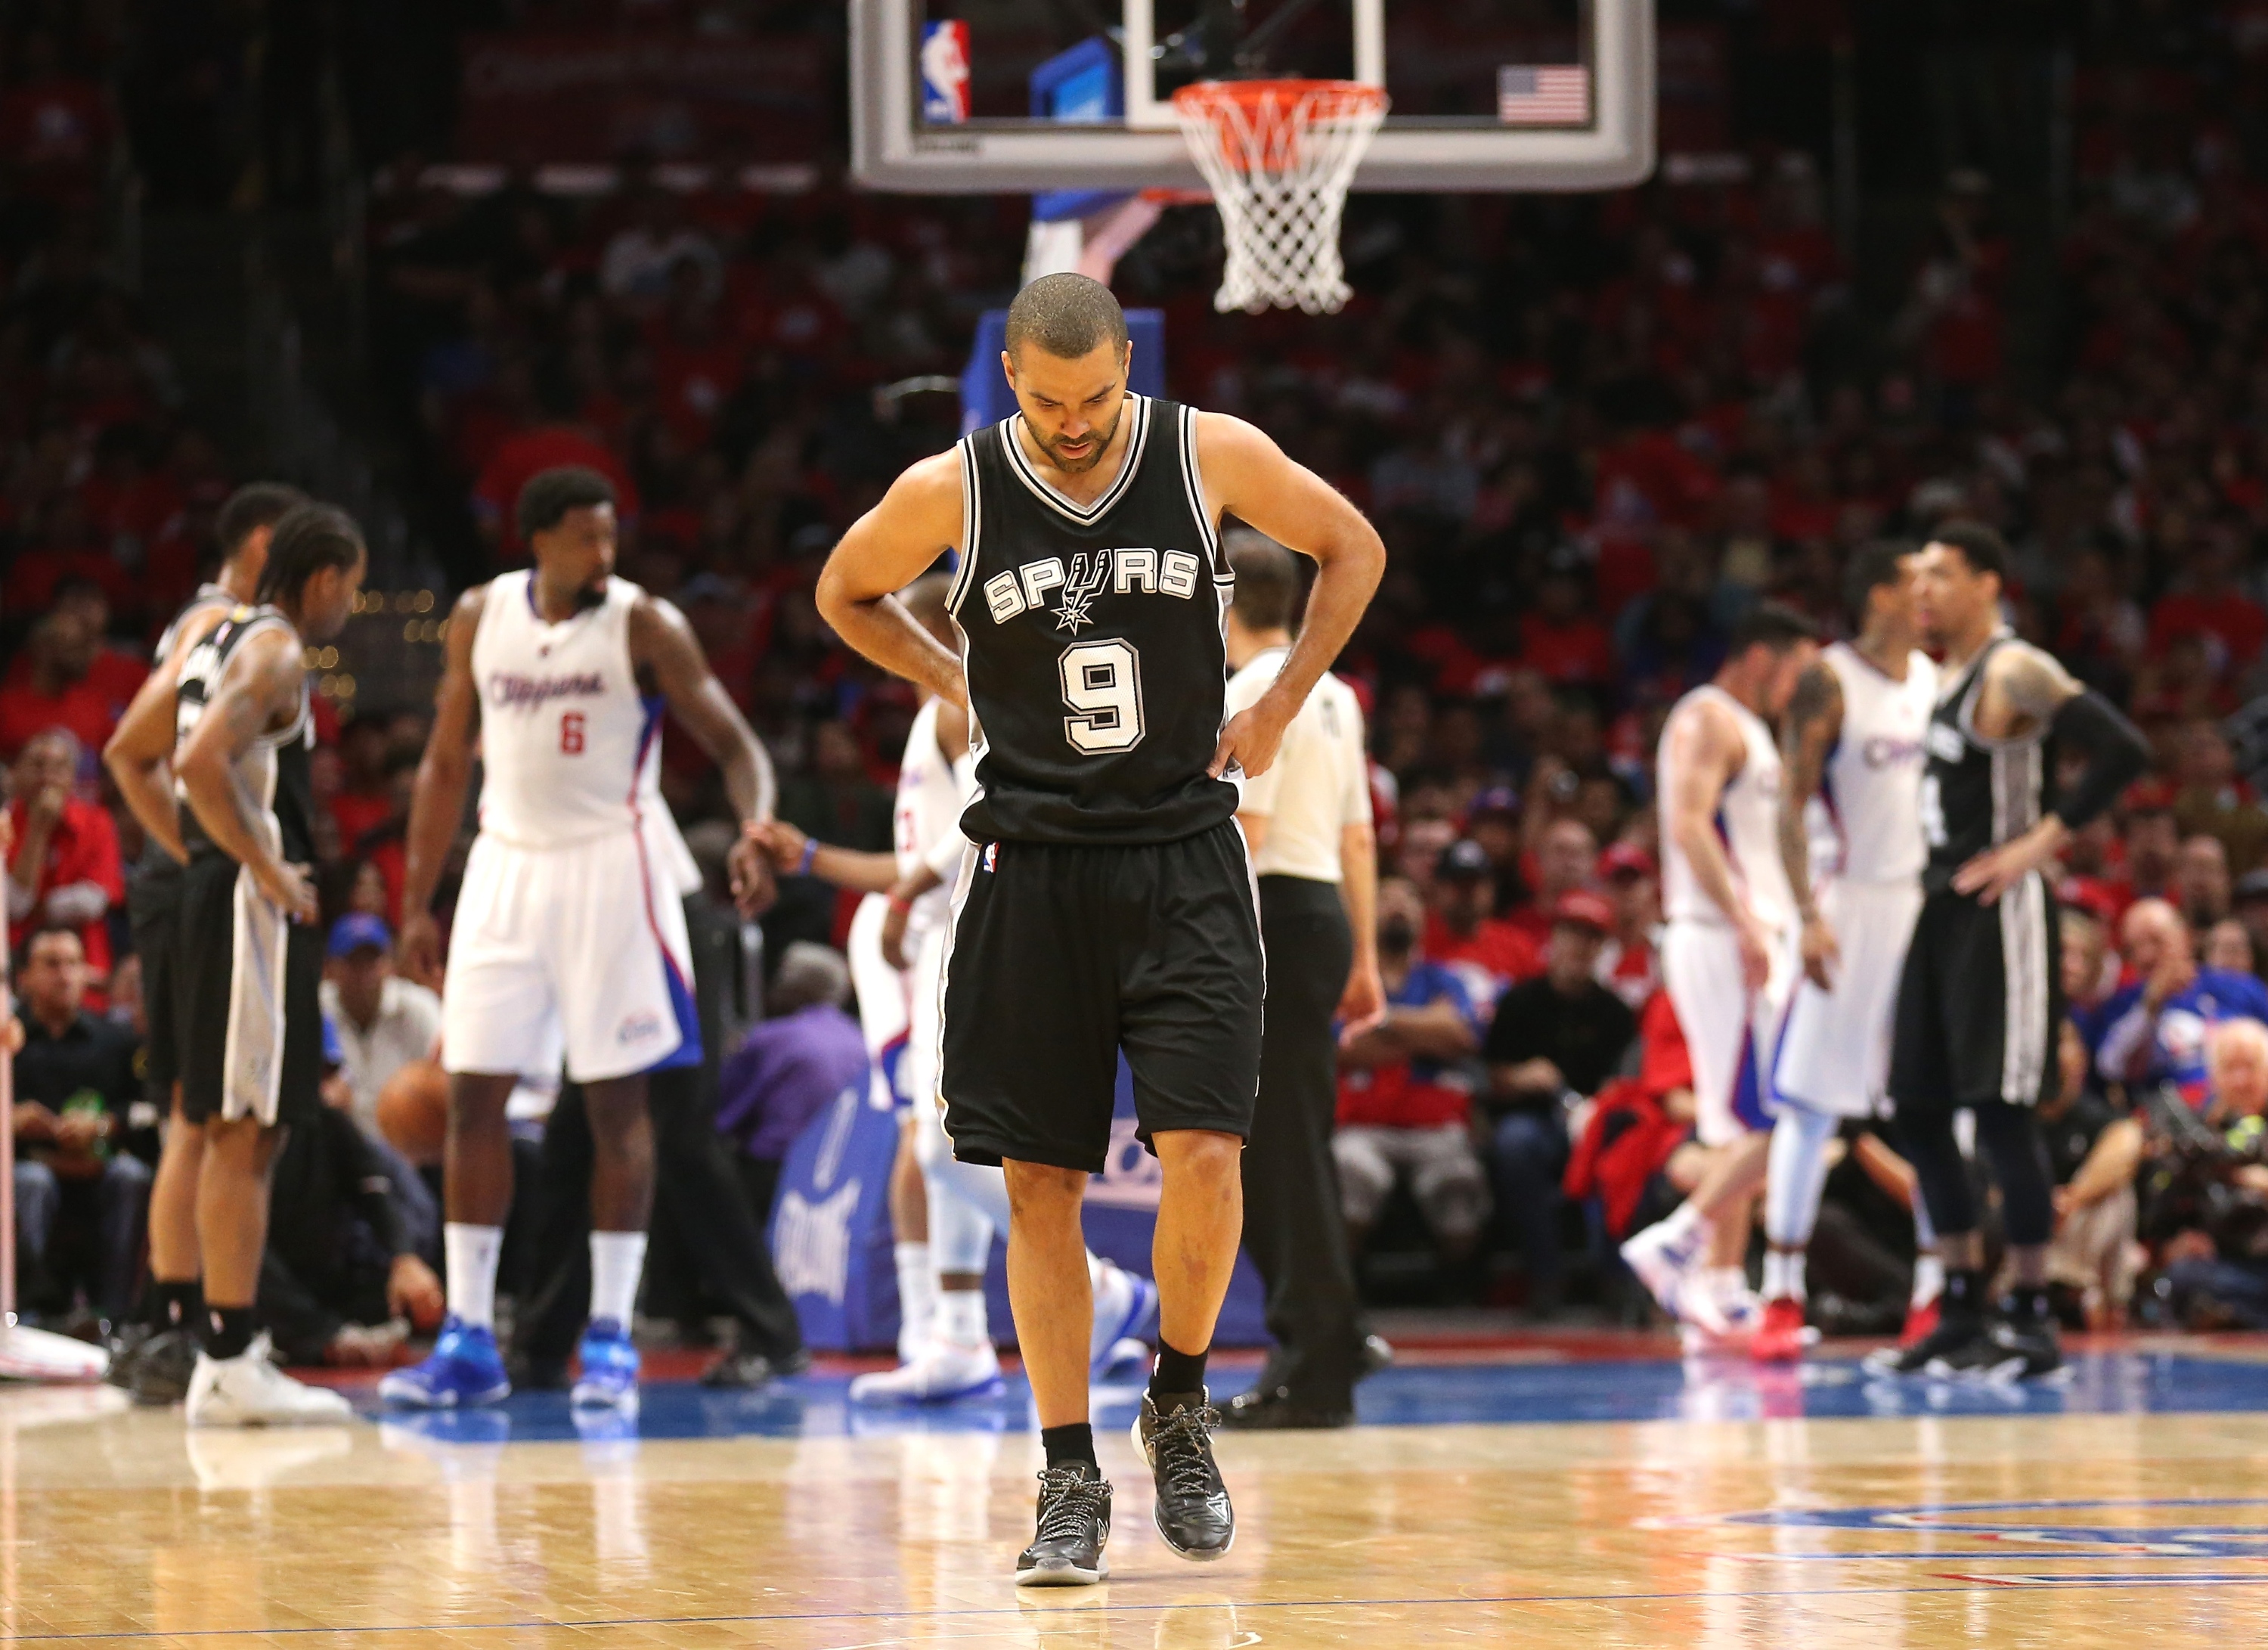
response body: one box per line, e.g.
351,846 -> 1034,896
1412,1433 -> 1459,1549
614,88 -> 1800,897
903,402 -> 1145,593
23,4 -> 2268,1346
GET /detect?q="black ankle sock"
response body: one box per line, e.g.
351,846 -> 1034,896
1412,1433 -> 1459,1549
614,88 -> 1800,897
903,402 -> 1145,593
1149,1338 -> 1209,1403
1941,1267 -> 1985,1324
1041,1422 -> 1097,1472
206,1306 -> 256,1361
153,1280 -> 202,1333
2006,1284 -> 2051,1323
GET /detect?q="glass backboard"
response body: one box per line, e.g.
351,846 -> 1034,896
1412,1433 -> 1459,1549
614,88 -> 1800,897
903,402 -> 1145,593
852,0 -> 1653,194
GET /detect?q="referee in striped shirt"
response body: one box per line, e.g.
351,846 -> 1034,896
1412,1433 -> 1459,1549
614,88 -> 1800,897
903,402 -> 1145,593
1218,532 -> 1387,1430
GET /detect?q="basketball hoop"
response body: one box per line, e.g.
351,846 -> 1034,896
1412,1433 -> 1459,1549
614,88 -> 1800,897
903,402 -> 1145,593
1170,79 -> 1387,316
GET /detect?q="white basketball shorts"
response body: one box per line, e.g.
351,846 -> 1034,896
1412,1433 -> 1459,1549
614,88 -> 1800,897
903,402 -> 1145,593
1773,878 -> 1925,1121
442,828 -> 697,1084
1661,916 -> 1797,1149
847,892 -> 912,1112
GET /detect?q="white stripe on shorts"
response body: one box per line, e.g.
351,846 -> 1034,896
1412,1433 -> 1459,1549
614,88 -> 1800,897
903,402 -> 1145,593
1999,869 -> 2049,1104
223,864 -> 290,1126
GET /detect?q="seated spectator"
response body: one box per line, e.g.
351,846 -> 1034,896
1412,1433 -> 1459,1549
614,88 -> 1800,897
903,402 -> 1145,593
1333,878 -> 1489,1272
1423,839 -> 1539,1022
1504,817 -> 1598,949
2040,1017 -> 2143,1329
2204,919 -> 2257,978
2172,719 -> 2268,873
2176,833 -> 2233,933
2159,1018 -> 2268,1330
714,942 -> 868,1222
2121,786 -> 2180,905
259,1023 -> 445,1366
319,915 -> 444,1137
1483,890 -> 1637,1316
0,613 -> 125,762
1594,842 -> 1661,1010
7,730 -> 122,992
2237,869 -> 2268,978
10,924 -> 147,1323
2097,898 -> 2268,1106
1563,989 -> 1709,1245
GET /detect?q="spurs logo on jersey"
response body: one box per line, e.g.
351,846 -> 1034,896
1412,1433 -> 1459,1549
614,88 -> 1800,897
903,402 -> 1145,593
981,545 -> 1207,631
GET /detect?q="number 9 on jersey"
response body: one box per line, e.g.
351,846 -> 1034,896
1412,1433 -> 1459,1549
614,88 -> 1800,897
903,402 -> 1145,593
1059,639 -> 1145,754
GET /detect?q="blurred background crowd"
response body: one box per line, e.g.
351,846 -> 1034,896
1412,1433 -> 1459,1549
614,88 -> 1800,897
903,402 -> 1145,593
15,0 -> 2268,1358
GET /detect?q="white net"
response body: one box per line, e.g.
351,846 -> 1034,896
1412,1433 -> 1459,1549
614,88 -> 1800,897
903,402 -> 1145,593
1171,79 -> 1388,316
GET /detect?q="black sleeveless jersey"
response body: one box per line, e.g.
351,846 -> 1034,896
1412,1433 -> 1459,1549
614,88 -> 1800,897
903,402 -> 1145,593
1919,631 -> 2048,895
947,395 -> 1239,845
139,583 -> 240,879
175,606 -> 317,864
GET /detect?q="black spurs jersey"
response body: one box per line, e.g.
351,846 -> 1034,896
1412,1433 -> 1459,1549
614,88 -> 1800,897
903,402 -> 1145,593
947,395 -> 1239,845
1920,630 -> 2048,895
175,606 -> 317,864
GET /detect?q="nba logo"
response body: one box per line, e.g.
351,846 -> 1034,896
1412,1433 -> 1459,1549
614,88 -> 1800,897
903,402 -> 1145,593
920,22 -> 971,124
983,842 -> 998,873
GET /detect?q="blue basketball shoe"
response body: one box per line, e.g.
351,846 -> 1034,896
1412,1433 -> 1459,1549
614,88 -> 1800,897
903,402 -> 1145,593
570,1319 -> 640,1411
378,1317 -> 511,1409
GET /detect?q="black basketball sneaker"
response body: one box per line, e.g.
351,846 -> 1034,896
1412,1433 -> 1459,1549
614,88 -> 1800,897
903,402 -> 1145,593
1131,1391 -> 1235,1560
1862,1307 -> 1991,1376
1938,1301 -> 2065,1382
1015,1463 -> 1112,1586
129,1328 -> 201,1406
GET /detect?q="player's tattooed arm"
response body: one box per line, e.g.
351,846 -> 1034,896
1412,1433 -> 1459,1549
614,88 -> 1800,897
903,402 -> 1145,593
104,656 -> 195,867
1777,661 -> 1843,988
817,452 -> 968,710
1194,412 -> 1386,781
398,584 -> 487,981
632,593 -> 781,916
175,627 -> 318,923
1979,640 -> 2081,739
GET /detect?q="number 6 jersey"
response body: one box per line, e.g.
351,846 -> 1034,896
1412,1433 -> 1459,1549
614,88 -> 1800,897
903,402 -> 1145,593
946,394 -> 1241,845
469,571 -> 661,847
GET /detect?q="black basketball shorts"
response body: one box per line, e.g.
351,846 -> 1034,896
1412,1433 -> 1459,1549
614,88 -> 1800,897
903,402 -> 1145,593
176,853 -> 324,1130
938,818 -> 1265,1174
1888,872 -> 2062,1114
128,861 -> 184,1108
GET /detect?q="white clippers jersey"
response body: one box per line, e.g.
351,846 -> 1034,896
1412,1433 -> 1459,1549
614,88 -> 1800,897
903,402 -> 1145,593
1812,642 -> 1937,885
1661,683 -> 1794,927
894,696 -> 967,928
472,572 -> 657,848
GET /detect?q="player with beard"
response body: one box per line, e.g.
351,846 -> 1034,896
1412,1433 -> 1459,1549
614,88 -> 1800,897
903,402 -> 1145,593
383,466 -> 779,1413
816,274 -> 1383,1586
1870,523 -> 2149,1379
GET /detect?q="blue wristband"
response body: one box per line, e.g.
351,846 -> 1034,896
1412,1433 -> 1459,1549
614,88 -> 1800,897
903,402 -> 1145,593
797,838 -> 819,876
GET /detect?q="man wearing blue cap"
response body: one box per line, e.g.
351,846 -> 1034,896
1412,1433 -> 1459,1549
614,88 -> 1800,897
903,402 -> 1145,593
319,914 -> 443,1137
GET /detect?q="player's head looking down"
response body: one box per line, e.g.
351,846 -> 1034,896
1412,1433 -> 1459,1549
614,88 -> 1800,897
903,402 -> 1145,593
519,466 -> 620,606
215,480 -> 308,582
1000,272 -> 1133,476
1843,538 -> 1920,640
256,502 -> 366,641
1718,599 -> 1821,718
1912,520 -> 2010,650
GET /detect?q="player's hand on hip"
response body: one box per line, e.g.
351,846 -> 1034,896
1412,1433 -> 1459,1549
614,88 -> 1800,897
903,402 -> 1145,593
727,833 -> 777,918
1735,913 -> 1773,991
1337,958 -> 1389,1044
1950,819 -> 2065,907
259,859 -> 320,926
1799,912 -> 1840,991
1210,697 -> 1292,781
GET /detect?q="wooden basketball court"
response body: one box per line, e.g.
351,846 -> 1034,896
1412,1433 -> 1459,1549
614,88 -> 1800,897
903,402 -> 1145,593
7,1336 -> 2268,1648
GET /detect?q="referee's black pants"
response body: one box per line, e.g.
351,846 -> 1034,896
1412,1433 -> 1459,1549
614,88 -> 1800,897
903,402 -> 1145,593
1240,873 -> 1361,1405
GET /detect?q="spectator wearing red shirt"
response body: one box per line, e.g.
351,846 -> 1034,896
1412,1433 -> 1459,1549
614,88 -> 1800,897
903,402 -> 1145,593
2148,526 -> 2268,679
1505,817 -> 1600,949
1334,877 -> 1489,1266
1595,842 -> 1662,1010
6,730 -> 123,987
5,580 -> 147,713
328,720 -> 395,851
1518,566 -> 1615,688
0,611 -> 130,762
1424,839 -> 1541,1021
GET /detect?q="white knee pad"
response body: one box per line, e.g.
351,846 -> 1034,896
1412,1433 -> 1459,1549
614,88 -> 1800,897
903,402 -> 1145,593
1764,1106 -> 1838,1248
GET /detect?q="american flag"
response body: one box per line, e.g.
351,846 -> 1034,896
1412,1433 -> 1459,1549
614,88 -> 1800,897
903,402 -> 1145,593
1497,65 -> 1591,126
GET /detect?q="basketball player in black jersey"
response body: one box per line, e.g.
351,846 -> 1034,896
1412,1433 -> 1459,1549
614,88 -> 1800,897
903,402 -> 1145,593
170,505 -> 368,1424
101,482 -> 306,1401
1873,523 -> 2148,1380
816,274 -> 1384,1584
